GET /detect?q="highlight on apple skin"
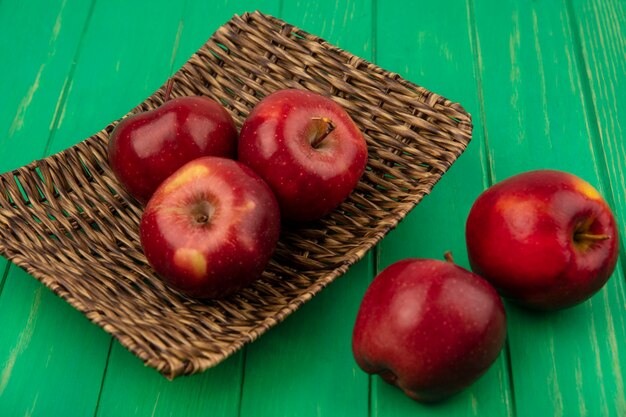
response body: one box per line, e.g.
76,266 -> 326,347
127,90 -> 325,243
466,169 -> 619,310
352,257 -> 507,403
238,89 -> 368,222
139,156 -> 281,299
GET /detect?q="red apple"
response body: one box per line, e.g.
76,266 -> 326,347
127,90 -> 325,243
466,169 -> 619,310
238,89 -> 368,222
140,157 -> 280,299
352,256 -> 507,402
108,96 -> 237,204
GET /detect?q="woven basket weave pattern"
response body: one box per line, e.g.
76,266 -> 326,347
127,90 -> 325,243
0,12 -> 472,378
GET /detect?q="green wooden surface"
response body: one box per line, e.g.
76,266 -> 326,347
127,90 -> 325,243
0,2 -> 110,416
0,1 -> 624,416
374,1 -> 513,416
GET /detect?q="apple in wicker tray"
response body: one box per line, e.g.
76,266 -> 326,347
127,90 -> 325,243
466,169 -> 619,310
352,255 -> 507,402
140,156 -> 280,299
238,89 -> 368,222
107,94 -> 237,205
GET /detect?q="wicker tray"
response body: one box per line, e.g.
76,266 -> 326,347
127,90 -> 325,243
0,11 -> 472,378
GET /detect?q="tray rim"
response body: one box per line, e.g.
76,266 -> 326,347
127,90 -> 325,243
0,10 -> 473,378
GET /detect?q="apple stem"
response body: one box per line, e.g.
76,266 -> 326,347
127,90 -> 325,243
164,78 -> 175,102
444,251 -> 454,263
310,117 -> 335,148
575,232 -> 610,241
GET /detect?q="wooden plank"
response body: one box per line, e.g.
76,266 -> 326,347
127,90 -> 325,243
45,0 -> 185,156
0,1 -> 113,416
45,0 -> 279,158
570,0 -> 626,301
240,260 -> 372,417
76,1 -> 278,417
95,343 -> 244,417
0,269 -> 110,417
239,2 -> 372,416
473,0 -> 626,415
373,1 -> 514,416
0,0 -> 88,171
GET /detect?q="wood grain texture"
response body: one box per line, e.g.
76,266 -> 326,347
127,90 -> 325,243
0,0 -> 89,170
0,1 -> 111,416
373,1 -> 513,416
570,0 -> 626,328
473,0 -> 626,415
239,2 -> 372,416
95,344 -> 244,417
240,259 -> 372,417
570,0 -> 626,253
45,0 -> 187,156
569,0 -> 626,413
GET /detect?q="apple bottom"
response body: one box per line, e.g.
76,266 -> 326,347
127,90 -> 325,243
140,157 -> 280,299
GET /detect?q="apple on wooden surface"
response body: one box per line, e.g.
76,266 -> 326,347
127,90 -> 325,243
108,95 -> 237,204
352,256 -> 507,402
238,89 -> 368,222
466,169 -> 619,310
140,156 -> 280,299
